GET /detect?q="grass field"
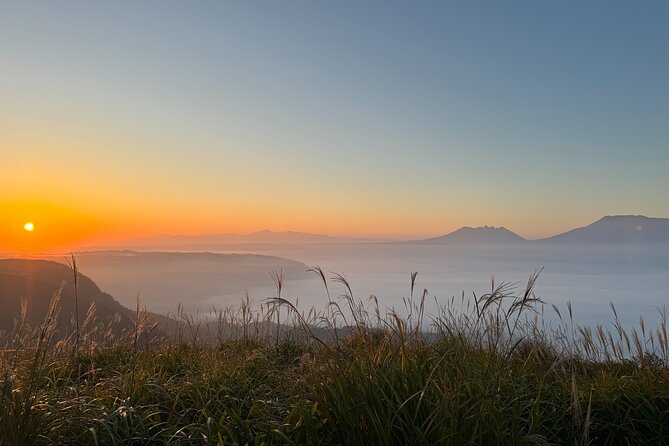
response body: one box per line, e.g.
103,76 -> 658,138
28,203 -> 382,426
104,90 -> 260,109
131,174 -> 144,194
2,269 -> 669,445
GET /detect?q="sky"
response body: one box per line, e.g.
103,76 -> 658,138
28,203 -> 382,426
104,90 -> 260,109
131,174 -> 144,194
1,1 -> 668,251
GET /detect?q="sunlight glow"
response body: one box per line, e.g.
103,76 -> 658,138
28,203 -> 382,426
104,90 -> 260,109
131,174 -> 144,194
23,222 -> 35,232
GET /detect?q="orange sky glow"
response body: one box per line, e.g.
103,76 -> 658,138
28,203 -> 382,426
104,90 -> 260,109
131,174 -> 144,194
0,198 -> 448,253
2,2 -> 667,254
0,193 -> 609,255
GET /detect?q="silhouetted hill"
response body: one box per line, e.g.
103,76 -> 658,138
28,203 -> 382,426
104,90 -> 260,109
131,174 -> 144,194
538,215 -> 669,244
0,259 -> 136,337
410,226 -> 527,244
49,251 -> 313,313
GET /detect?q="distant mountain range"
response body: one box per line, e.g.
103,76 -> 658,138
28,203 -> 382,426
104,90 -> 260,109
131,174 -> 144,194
98,215 -> 669,249
125,230 -> 376,248
407,215 -> 669,245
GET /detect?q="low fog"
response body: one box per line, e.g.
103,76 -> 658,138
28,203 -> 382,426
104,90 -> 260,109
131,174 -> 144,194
62,242 -> 669,330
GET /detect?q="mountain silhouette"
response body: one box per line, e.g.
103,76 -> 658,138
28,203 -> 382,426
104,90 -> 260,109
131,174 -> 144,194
410,226 -> 527,244
0,259 -> 140,337
538,215 -> 669,244
62,250 -> 312,313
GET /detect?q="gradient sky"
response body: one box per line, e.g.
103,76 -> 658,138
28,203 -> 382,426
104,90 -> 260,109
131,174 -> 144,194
2,1 -> 668,251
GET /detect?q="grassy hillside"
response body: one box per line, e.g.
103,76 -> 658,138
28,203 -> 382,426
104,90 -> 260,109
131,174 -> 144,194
0,259 -> 138,338
2,269 -> 669,445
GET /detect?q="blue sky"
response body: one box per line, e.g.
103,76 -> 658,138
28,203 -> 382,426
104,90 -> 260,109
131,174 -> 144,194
1,1 -> 667,240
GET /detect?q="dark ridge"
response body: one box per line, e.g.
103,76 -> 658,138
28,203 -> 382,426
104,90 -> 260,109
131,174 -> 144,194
0,259 -> 136,336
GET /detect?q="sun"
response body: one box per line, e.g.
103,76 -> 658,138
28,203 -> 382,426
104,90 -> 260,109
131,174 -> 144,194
24,222 -> 35,232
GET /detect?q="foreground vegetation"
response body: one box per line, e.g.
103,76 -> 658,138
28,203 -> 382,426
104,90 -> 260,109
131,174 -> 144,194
2,267 -> 669,445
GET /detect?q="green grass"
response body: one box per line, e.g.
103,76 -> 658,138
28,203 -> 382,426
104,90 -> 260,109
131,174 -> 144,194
2,268 -> 669,445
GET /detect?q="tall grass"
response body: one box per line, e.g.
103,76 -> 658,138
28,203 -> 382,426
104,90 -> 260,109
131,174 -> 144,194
2,266 -> 669,444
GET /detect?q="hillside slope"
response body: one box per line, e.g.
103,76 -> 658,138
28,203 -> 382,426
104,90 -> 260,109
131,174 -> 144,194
0,259 -> 136,337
